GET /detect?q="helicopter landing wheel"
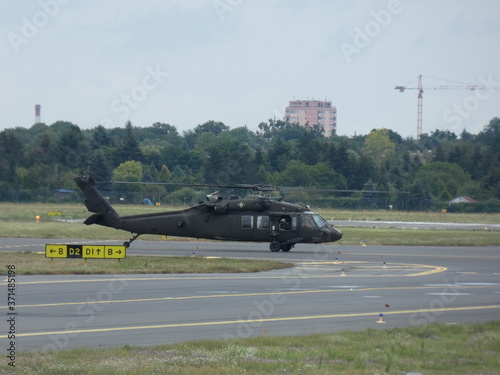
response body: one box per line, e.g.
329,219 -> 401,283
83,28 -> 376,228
281,243 -> 293,252
269,241 -> 281,252
124,233 -> 141,248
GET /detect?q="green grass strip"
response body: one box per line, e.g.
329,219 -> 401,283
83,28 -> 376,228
4,321 -> 500,374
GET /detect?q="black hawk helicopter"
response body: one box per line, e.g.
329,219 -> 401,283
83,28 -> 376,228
74,175 -> 342,252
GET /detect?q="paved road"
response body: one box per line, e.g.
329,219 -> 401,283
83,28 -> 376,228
330,220 -> 500,230
1,238 -> 499,352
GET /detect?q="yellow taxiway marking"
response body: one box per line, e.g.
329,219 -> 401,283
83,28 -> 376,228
352,252 -> 500,260
4,305 -> 500,339
2,284 -> 496,311
11,262 -> 446,286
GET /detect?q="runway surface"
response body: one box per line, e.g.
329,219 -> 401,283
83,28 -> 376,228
1,238 -> 499,352
330,219 -> 500,230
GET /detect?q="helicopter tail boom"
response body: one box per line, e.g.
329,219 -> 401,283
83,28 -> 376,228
74,175 -> 122,229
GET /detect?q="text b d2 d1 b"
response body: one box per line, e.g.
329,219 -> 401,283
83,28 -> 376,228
45,244 -> 126,259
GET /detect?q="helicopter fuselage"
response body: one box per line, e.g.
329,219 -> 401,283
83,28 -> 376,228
75,175 -> 342,252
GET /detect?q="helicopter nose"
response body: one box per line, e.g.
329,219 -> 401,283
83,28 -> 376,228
320,228 -> 342,242
320,228 -> 343,242
331,227 -> 343,242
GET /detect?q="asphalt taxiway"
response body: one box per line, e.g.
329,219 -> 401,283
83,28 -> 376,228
1,238 -> 499,352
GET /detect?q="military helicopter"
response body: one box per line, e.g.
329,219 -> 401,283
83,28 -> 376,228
74,175 -> 342,252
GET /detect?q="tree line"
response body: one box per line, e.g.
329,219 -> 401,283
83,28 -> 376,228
0,117 -> 499,211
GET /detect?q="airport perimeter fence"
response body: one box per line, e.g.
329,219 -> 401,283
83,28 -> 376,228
1,188 -> 499,212
0,188 -> 82,204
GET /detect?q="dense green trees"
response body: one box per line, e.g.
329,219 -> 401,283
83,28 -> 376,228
1,117 -> 499,210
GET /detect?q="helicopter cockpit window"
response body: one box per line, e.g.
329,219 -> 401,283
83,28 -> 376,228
301,213 -> 327,229
301,215 -> 316,229
241,215 -> 253,229
312,214 -> 327,228
257,216 -> 269,230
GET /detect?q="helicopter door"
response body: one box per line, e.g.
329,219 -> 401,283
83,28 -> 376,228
278,215 -> 296,232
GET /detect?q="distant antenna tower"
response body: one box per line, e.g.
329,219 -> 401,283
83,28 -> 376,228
35,104 -> 41,123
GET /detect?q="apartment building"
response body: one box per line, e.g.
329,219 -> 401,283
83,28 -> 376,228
284,100 -> 337,137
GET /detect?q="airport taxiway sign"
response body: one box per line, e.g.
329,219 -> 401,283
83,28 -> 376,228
45,244 -> 126,259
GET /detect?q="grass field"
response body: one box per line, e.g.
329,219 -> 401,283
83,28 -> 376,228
340,227 -> 500,246
4,321 -> 500,375
323,209 -> 500,224
0,251 -> 292,275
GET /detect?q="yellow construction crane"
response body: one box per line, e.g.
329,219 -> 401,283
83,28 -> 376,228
395,74 -> 499,138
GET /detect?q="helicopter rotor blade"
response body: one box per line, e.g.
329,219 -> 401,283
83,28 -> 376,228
282,187 -> 410,194
112,181 -> 281,192
112,181 -> 408,195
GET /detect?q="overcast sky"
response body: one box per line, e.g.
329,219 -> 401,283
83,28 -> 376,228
1,0 -> 499,137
